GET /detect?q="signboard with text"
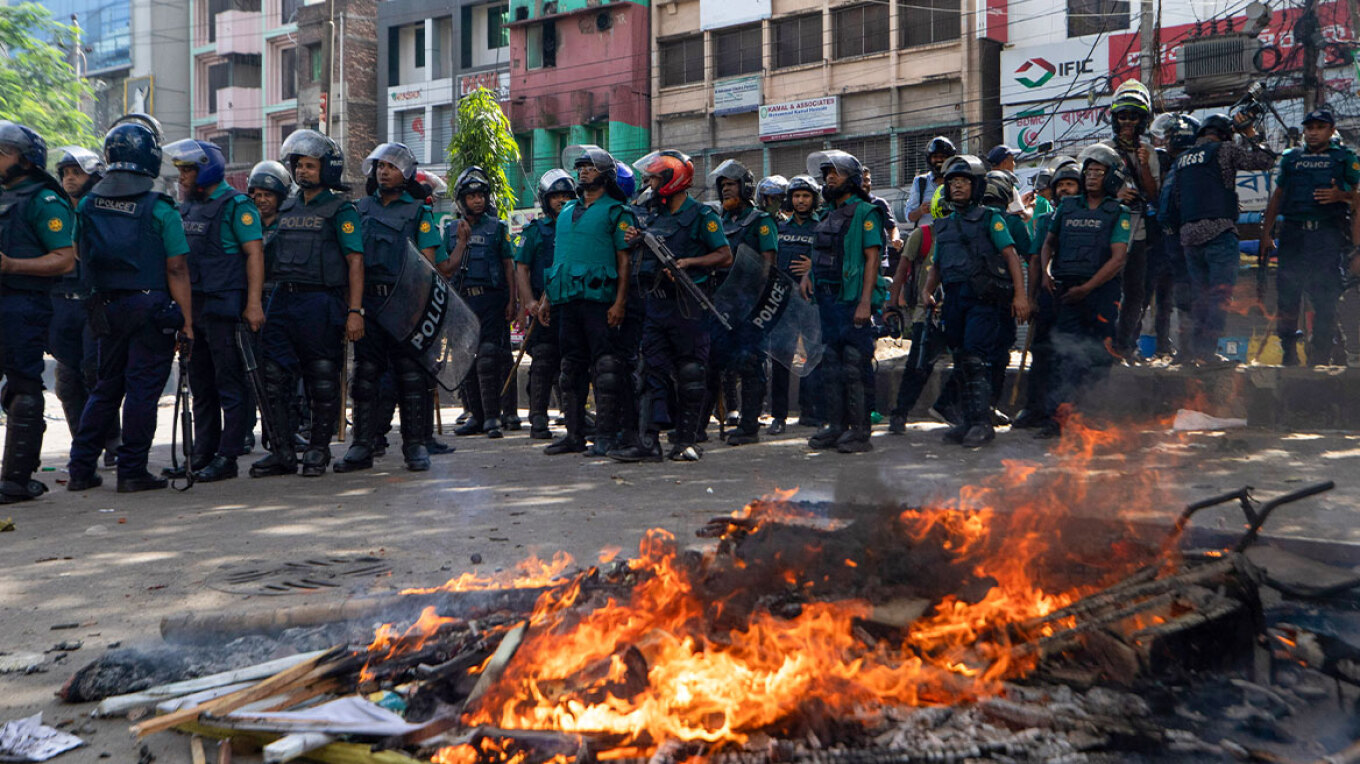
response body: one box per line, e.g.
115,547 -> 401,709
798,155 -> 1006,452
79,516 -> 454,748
758,96 -> 838,142
1000,37 -> 1110,104
458,69 -> 511,102
714,76 -> 761,115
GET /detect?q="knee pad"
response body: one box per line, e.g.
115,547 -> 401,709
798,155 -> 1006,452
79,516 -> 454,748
676,359 -> 707,402
476,351 -> 498,375
305,360 -> 340,403
842,344 -> 865,370
5,390 -> 44,420
350,360 -> 382,402
593,354 -> 626,394
478,342 -> 501,359
53,363 -> 84,401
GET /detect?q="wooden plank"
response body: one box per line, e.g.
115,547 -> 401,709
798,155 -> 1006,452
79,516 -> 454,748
465,621 -> 525,707
97,650 -> 332,717
191,735 -> 208,764
131,646 -> 341,738
180,721 -> 422,763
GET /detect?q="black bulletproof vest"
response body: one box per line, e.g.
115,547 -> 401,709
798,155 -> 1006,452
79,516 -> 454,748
461,214 -> 506,289
0,179 -> 64,292
811,204 -> 857,284
1053,196 -> 1121,280
271,194 -> 348,287
80,189 -> 170,291
932,205 -> 995,286
357,194 -> 422,285
182,190 -> 245,293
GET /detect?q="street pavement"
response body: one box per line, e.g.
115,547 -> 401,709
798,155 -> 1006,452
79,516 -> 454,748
1,394 -> 1357,762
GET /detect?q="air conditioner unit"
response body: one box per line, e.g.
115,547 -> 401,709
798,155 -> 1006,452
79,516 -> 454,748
1179,34 -> 1260,95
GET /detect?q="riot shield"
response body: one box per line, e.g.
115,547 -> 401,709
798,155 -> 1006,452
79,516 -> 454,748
713,246 -> 823,377
375,242 -> 480,392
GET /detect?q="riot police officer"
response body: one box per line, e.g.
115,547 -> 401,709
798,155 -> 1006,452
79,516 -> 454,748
250,130 -> 365,478
921,155 -> 1030,448
1261,108 -> 1360,366
248,161 -> 291,246
0,122 -> 76,501
802,149 -> 887,453
757,175 -> 789,221
539,145 -> 636,455
333,143 -> 442,473
1037,145 -> 1132,437
708,159 -> 778,446
1172,113 -> 1275,365
448,167 -> 515,439
612,150 -> 731,462
51,146 -> 119,463
981,171 -> 1031,414
771,174 -> 822,434
164,139 -> 264,482
515,169 -> 575,441
66,122 -> 194,492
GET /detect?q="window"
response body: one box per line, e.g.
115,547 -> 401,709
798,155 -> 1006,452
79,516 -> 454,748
415,25 -> 426,68
307,43 -> 323,83
397,108 -> 427,161
774,13 -> 822,69
487,4 -> 509,50
714,24 -> 762,78
281,0 -> 302,24
207,62 -> 229,113
660,35 -> 703,87
828,136 -> 890,184
432,105 -> 455,161
900,0 -> 960,48
833,3 -> 889,59
388,27 -> 400,84
279,47 -> 297,100
899,127 -> 961,183
527,22 -> 558,69
1067,0 -> 1129,37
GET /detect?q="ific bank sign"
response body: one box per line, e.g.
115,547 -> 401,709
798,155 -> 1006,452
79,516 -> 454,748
1000,37 -> 1110,104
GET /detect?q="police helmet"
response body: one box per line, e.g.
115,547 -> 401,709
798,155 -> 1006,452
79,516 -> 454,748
0,121 -> 48,169
562,144 -> 617,182
633,150 -> 694,200
55,146 -> 105,178
615,161 -> 635,199
807,149 -> 864,192
454,166 -> 495,214
786,174 -> 821,207
248,160 -> 294,199
982,170 -> 1016,209
1032,155 -> 1077,192
1160,114 -> 1202,152
537,168 -> 578,205
103,122 -> 162,177
165,139 -> 226,187
1077,143 -> 1127,197
280,129 -> 346,189
756,175 -> 789,211
1198,113 -> 1234,140
1050,161 -> 1083,194
414,169 -> 447,200
926,136 -> 958,159
111,113 -> 164,144
941,154 -> 987,205
708,158 -> 756,202
362,142 -> 418,181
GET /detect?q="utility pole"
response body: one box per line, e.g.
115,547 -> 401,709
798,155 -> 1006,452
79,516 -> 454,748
1138,0 -> 1156,85
320,0 -> 335,134
1301,0 -> 1322,112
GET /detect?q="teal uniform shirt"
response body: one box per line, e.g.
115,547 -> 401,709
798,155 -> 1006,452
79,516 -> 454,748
74,195 -> 189,259
722,207 -> 779,254
927,207 -> 1016,262
303,189 -> 363,254
1002,210 -> 1031,261
649,197 -> 727,285
202,183 -> 264,255
13,178 -> 76,252
513,216 -> 548,268
1028,194 -> 1053,238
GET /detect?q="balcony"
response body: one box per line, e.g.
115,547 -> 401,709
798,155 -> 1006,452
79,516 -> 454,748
216,10 -> 263,56
214,86 -> 263,130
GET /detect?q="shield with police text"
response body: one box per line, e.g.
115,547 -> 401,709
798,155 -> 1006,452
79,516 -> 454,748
713,246 -> 823,376
375,242 -> 480,392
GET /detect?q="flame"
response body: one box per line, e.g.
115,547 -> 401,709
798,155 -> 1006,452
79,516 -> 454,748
428,416 -> 1176,760
402,551 -> 577,595
360,606 -> 458,682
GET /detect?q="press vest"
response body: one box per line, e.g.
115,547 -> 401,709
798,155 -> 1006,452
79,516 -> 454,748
1174,141 -> 1239,223
0,180 -> 64,292
1052,196 -> 1121,280
811,204 -> 858,284
932,205 -> 996,286
1281,146 -> 1351,222
79,189 -> 171,291
460,214 -> 507,289
635,201 -> 703,282
356,193 -> 423,285
182,189 -> 245,294
271,194 -> 349,287
776,216 -> 816,274
548,199 -> 623,305
526,215 -> 556,296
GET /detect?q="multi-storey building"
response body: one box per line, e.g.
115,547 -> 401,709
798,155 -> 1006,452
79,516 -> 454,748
377,0 -> 516,204
41,0 -> 190,138
296,0 -> 378,187
649,0 -> 990,204
504,0 -> 651,204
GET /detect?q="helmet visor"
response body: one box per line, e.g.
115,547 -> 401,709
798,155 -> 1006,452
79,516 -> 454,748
55,146 -> 103,175
164,139 -> 213,171
362,142 -> 417,179
706,159 -> 751,191
537,168 -> 575,199
562,144 -> 614,174
806,150 -> 858,181
0,121 -> 29,154
279,129 -> 334,160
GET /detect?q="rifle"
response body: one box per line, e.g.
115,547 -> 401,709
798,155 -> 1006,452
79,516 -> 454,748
170,341 -> 195,491
501,318 -> 535,397
639,232 -> 732,331
236,324 -> 281,454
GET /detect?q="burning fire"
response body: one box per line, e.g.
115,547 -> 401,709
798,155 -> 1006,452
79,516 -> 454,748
405,417 -> 1177,760
402,551 -> 578,595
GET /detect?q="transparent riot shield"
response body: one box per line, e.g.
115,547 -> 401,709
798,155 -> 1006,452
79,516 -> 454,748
713,245 -> 823,376
375,242 -> 480,392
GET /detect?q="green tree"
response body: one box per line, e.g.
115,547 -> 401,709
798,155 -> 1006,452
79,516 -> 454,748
447,87 -> 521,219
0,3 -> 98,152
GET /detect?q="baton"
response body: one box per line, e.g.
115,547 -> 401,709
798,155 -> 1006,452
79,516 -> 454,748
170,344 -> 195,491
338,339 -> 352,442
501,318 -> 535,398
1008,326 -> 1034,407
235,324 -> 282,454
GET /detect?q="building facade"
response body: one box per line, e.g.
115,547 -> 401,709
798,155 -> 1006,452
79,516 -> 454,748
649,0 -> 989,205
377,0 -> 516,202
296,0 -> 378,187
504,0 -> 651,204
41,0 -> 190,139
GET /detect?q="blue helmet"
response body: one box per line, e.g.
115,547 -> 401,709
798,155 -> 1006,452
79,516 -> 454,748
0,121 -> 48,169
280,129 -> 346,189
614,161 -> 635,199
104,122 -> 163,177
165,139 -> 226,187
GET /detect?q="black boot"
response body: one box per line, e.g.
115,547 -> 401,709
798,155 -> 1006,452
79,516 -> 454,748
301,359 -> 339,476
476,349 -> 503,439
608,430 -> 662,462
726,359 -> 764,445
398,378 -> 432,471
53,362 -> 88,439
808,356 -> 845,449
961,357 -> 995,448
194,455 -> 239,482
528,347 -> 557,439
530,414 -> 552,439
766,419 -> 786,435
835,347 -> 873,453
333,398 -> 376,473
0,391 -> 46,503
546,364 -> 587,454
